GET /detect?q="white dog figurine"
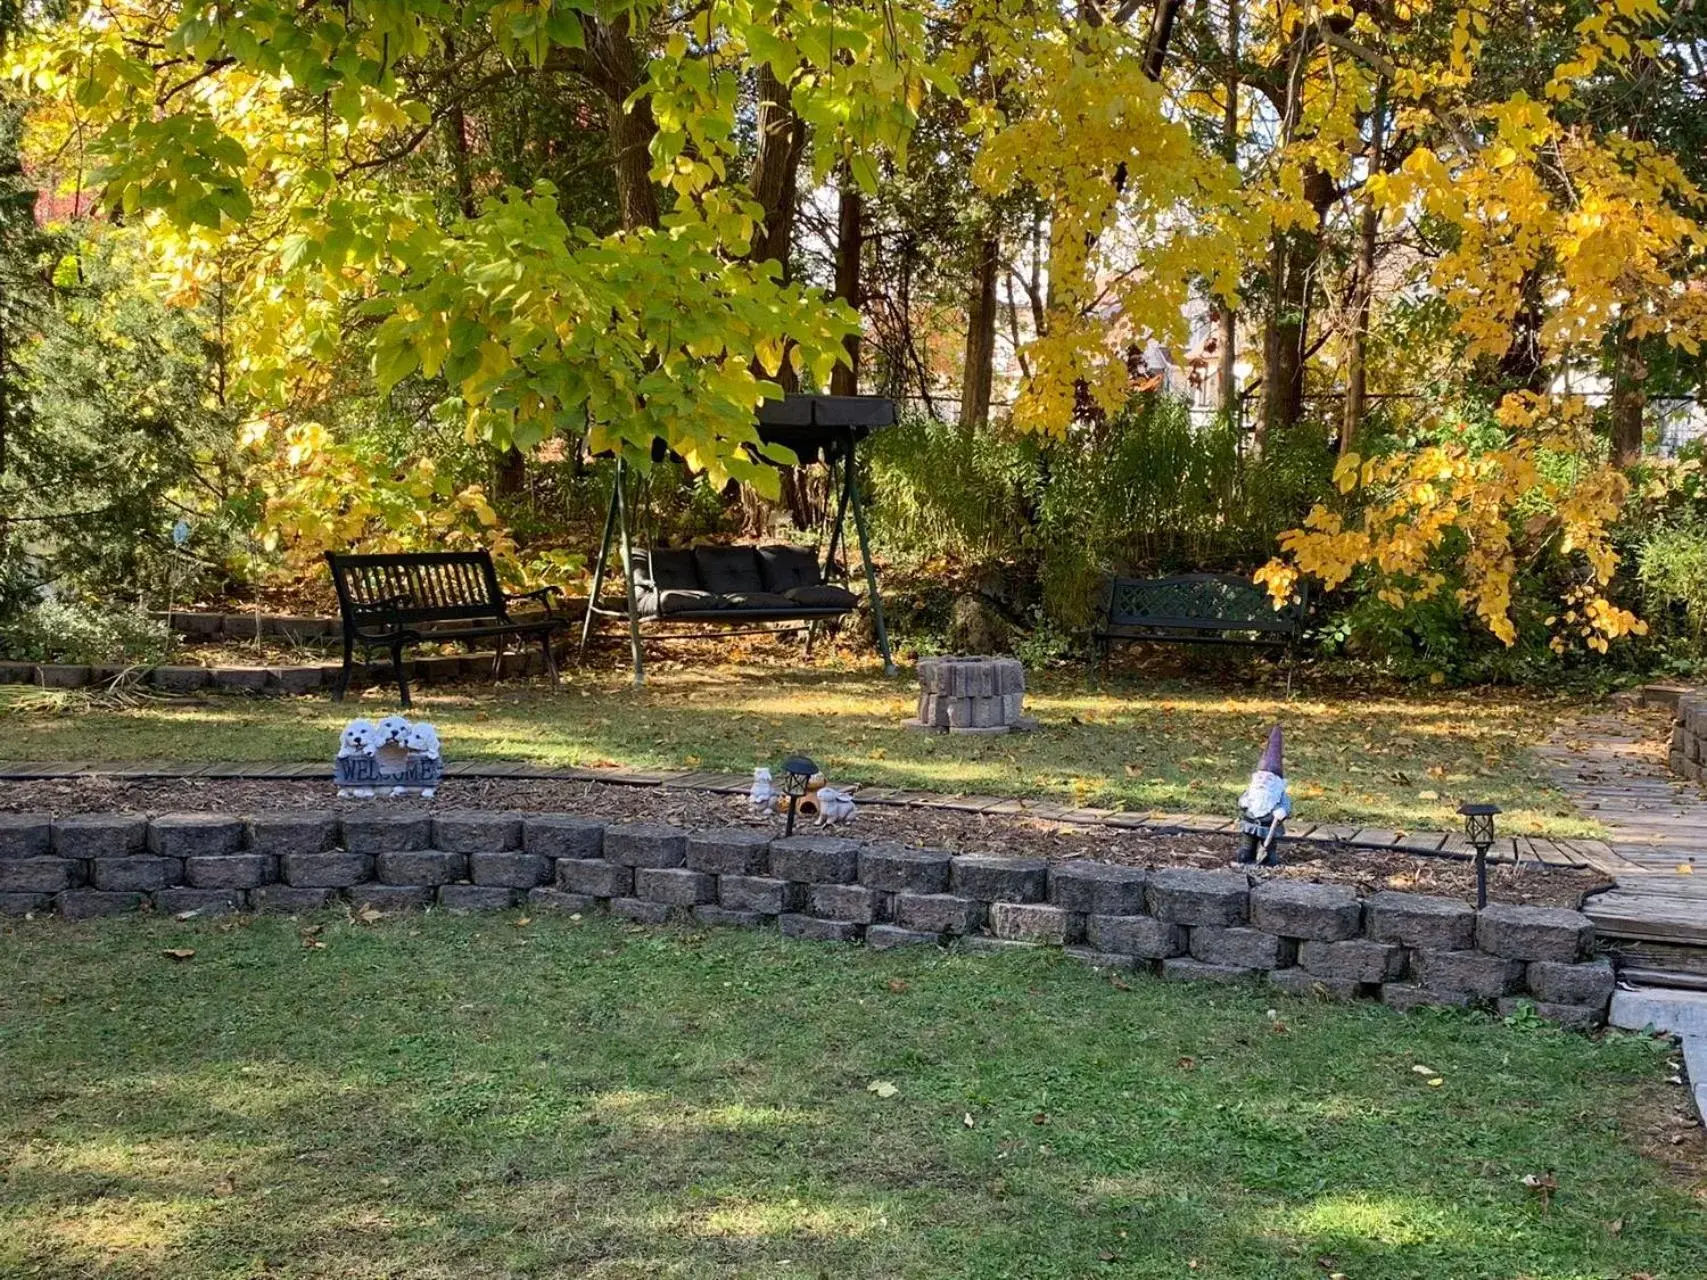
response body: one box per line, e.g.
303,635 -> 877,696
376,714 -> 412,749
814,785 -> 856,827
337,719 -> 377,798
404,721 -> 441,798
748,767 -> 778,813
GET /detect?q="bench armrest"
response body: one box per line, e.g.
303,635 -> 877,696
505,585 -> 563,615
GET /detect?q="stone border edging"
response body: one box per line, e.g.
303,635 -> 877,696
0,809 -> 1615,1030
1667,692 -> 1707,784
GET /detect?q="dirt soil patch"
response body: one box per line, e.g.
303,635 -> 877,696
0,776 -> 1608,909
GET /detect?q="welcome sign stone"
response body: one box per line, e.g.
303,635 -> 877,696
335,717 -> 442,798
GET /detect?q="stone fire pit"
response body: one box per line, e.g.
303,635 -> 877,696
907,656 -> 1035,735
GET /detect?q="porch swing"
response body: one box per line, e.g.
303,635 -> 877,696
576,394 -> 900,685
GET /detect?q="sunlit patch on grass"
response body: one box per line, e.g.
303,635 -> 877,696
1281,1193 -> 1458,1247
686,1196 -> 883,1242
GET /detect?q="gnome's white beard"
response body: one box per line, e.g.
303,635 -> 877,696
1239,770 -> 1291,821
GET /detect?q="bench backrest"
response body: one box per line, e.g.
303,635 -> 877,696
326,551 -> 506,629
1104,573 -> 1305,634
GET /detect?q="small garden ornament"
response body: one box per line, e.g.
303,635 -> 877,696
813,785 -> 856,827
748,767 -> 779,813
334,715 -> 443,799
337,719 -> 378,799
1236,725 -> 1291,866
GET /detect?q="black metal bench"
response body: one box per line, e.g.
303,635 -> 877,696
325,551 -> 567,708
1092,572 -> 1308,667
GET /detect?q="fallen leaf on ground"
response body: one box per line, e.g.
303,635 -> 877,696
867,1080 -> 899,1098
161,948 -> 196,960
355,906 -> 383,923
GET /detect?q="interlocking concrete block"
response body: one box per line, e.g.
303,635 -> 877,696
894,892 -> 986,936
1497,997 -> 1605,1031
1085,914 -> 1186,959
90,857 -> 177,893
348,883 -> 434,911
1298,938 -> 1405,983
770,836 -> 862,884
694,904 -> 768,929
1475,903 -> 1593,962
960,935 -> 1038,954
185,855 -> 273,891
376,851 -> 466,886
523,814 -> 604,860
604,823 -> 690,868
0,661 -> 40,684
713,874 -> 795,914
1364,891 -> 1476,951
0,858 -> 79,894
269,665 -> 325,695
864,924 -> 939,950
1062,947 -> 1142,971
469,852 -> 552,889
1147,869 -> 1250,926
635,867 -> 717,906
249,885 -> 338,913
1048,861 -> 1147,915
951,854 -> 1048,903
439,884 -> 519,912
154,887 -> 243,917
210,666 -> 270,693
148,814 -> 246,858
810,883 -> 885,924
1526,958 -> 1615,1008
150,665 -> 210,692
526,888 -> 597,914
0,813 -> 53,859
1268,968 -> 1362,1001
1250,881 -> 1362,941
52,814 -> 146,859
990,902 -> 1081,945
432,811 -> 523,853
1161,957 -> 1254,984
556,858 -> 632,898
341,813 -> 432,854
1411,948 -> 1526,999
610,897 -> 674,925
57,890 -> 143,919
247,811 -> 337,856
38,663 -> 92,688
0,892 -> 52,916
686,829 -> 772,875
281,852 -> 373,888
1190,925 -> 1295,970
858,843 -> 952,894
1609,986 -> 1707,1037
780,913 -> 863,943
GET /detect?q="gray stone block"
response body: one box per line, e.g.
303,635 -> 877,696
556,858 -> 632,898
1086,914 -> 1186,959
281,851 -> 373,888
810,883 -> 884,924
1268,968 -> 1362,1001
58,890 -> 143,919
1190,925 -> 1295,970
1298,938 -> 1406,983
864,923 -> 938,949
185,855 -> 273,890
150,665 -> 210,692
0,858 -> 79,894
686,829 -> 772,875
348,883 -> 434,911
0,892 -> 52,916
1412,948 -> 1526,998
52,814 -> 146,859
523,815 -> 604,860
527,888 -> 598,913
154,887 -> 243,917
0,813 -> 53,859
950,853 -> 1048,903
1062,946 -> 1142,971
1249,881 -> 1362,941
610,896 -> 673,924
270,665 -> 325,695
1161,957 -> 1254,984
432,811 -> 523,853
1526,958 -> 1615,1007
721,874 -> 805,914
770,835 -> 861,884
604,823 -> 689,868
990,901 -> 1081,945
38,663 -> 92,688
1048,861 -> 1147,915
341,813 -> 432,854
1365,891 -> 1476,951
249,885 -> 338,913
439,884 -> 519,912
780,913 -> 863,942
858,843 -> 952,894
147,813 -> 246,858
893,892 -> 985,935
376,851 -> 466,886
1147,869 -> 1250,926
960,935 -> 1039,954
90,857 -> 178,892
1475,903 -> 1593,962
210,666 -> 270,692
0,661 -> 40,684
694,904 -> 768,929
1497,996 -> 1605,1030
247,811 -> 337,856
635,867 -> 717,906
469,852 -> 552,888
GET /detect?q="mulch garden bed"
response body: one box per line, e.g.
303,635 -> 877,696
0,776 -> 1610,909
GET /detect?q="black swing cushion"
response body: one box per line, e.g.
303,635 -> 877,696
693,547 -> 765,596
756,545 -> 820,592
784,583 -> 858,608
629,544 -> 857,618
635,548 -> 724,616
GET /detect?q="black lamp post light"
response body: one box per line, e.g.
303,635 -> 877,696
781,754 -> 818,837
1458,801 -> 1501,909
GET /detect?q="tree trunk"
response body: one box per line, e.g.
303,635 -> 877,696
440,35 -> 478,219
1259,166 -> 1334,443
831,178 -> 862,395
1216,0 -> 1240,422
960,235 -> 999,434
750,64 -> 805,273
1342,77 -> 1386,456
586,18 -> 659,231
1611,325 -> 1647,467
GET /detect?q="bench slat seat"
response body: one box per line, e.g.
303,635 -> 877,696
1093,573 -> 1308,665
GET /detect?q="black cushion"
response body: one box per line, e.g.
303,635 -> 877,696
756,545 -> 822,593
637,548 -> 699,592
639,588 -> 726,617
720,591 -> 797,611
785,584 -> 858,609
694,546 -> 765,596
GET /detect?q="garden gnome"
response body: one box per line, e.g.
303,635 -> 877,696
1236,725 -> 1291,866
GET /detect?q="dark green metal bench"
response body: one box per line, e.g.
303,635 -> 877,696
1093,572 -> 1308,666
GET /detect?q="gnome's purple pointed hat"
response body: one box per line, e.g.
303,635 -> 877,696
1257,724 -> 1284,776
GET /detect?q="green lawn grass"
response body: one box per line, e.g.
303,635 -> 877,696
0,666 -> 1596,836
0,913 -> 1699,1278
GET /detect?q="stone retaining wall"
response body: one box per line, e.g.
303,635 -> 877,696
1669,692 -> 1707,783
0,648 -> 562,694
0,810 -> 1615,1028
